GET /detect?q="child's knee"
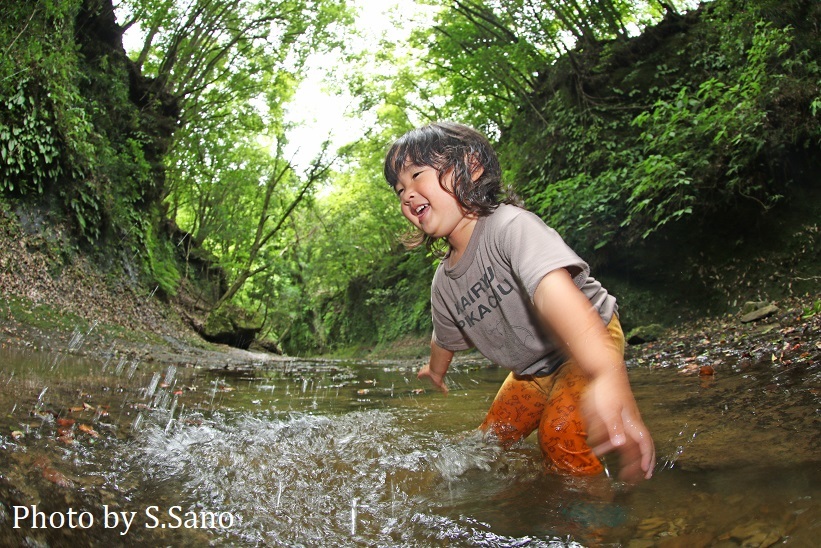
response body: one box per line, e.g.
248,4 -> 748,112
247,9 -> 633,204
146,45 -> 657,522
541,434 -> 604,475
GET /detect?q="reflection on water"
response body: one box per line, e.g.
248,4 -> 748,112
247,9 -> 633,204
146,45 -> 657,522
0,345 -> 818,546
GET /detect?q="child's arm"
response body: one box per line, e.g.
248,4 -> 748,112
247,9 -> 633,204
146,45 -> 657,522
533,268 -> 656,481
417,337 -> 454,394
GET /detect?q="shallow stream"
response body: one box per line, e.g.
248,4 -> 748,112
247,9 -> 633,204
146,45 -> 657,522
0,332 -> 818,546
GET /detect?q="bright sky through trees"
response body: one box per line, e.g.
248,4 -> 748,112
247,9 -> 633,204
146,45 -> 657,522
284,0 -> 436,171
120,0 -> 434,171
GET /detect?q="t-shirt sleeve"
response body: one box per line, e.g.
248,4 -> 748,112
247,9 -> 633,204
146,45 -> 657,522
497,209 -> 590,298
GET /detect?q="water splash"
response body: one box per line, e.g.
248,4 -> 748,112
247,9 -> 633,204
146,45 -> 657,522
658,423 -> 700,472
145,372 -> 161,399
350,497 -> 358,535
113,397 -> 587,547
432,431 -> 502,482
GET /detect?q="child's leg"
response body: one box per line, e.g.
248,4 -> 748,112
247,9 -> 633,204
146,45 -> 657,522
537,361 -> 603,475
479,371 -> 546,447
538,316 -> 626,475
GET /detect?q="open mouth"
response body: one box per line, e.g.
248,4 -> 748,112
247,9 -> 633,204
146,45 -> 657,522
415,204 -> 429,216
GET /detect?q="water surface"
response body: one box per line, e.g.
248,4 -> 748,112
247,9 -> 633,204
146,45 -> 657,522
0,342 -> 817,546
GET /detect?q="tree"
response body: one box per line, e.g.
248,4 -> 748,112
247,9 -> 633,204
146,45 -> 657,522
112,0 -> 354,312
118,0 -> 351,130
401,0 -> 688,129
212,139 -> 336,311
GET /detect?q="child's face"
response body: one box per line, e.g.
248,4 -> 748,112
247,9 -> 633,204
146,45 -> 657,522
394,164 -> 467,240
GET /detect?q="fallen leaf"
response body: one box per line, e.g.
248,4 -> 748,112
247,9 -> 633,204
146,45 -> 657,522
42,466 -> 74,487
78,424 -> 99,437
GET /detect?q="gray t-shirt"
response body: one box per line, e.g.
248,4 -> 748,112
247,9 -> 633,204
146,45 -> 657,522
431,204 -> 617,376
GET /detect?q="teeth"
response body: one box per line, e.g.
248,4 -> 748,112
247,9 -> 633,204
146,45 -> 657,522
416,204 -> 427,214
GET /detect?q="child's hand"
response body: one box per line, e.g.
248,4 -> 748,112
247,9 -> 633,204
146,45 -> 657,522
583,371 -> 655,482
420,341 -> 454,394
417,363 -> 449,394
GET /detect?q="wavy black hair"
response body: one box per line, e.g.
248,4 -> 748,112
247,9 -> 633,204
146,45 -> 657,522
384,122 -> 518,253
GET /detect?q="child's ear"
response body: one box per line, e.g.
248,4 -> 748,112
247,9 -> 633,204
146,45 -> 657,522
468,155 -> 484,181
471,165 -> 484,181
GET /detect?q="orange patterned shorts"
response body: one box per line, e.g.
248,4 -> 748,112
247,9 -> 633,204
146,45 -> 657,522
479,316 -> 625,475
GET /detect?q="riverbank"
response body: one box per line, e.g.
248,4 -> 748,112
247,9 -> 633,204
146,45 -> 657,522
0,225 -> 282,369
0,292 -> 287,370
2,275 -> 818,379
2,206 -> 819,370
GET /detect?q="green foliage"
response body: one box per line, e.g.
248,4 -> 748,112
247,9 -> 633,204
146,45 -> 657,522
509,4 -> 821,255
406,0 -> 679,128
0,79 -> 62,194
1,0 -> 161,243
801,300 -> 821,320
268,133 -> 424,354
279,0 -> 821,354
626,21 -> 798,230
2,0 -> 818,357
141,217 -> 180,296
278,244 -> 435,356
0,0 -> 87,197
336,249 -> 435,346
120,0 -> 352,133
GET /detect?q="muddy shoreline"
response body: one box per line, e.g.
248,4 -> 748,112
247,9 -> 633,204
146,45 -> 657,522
0,311 -> 289,371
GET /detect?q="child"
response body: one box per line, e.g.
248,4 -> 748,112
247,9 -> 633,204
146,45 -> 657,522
384,122 -> 655,482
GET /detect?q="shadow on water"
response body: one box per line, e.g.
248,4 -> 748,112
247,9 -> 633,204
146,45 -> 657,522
0,337 -> 818,546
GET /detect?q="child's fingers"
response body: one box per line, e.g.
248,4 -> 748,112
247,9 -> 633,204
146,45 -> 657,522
622,414 -> 655,480
639,436 -> 656,478
609,429 -> 627,448
417,364 -> 449,394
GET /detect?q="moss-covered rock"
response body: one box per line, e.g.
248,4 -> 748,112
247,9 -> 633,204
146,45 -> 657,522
626,324 -> 666,345
202,305 -> 262,350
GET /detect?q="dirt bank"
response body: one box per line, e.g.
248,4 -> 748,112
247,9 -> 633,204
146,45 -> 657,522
0,213 -> 287,368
